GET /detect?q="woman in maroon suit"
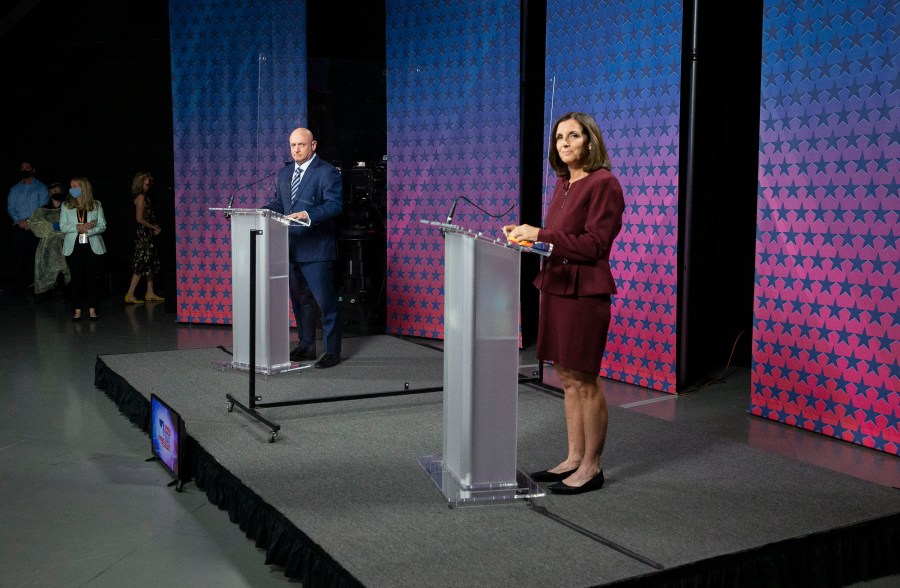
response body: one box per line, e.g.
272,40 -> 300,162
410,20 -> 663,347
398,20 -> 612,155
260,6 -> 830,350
503,112 -> 624,495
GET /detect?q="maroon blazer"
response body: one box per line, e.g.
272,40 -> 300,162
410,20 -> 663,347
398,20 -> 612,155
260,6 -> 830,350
535,168 -> 625,296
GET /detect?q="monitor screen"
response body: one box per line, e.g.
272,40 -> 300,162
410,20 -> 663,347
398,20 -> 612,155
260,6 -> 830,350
150,394 -> 183,480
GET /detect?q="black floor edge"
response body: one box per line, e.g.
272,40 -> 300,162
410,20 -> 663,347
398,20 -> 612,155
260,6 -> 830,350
94,356 -> 900,588
94,356 -> 364,588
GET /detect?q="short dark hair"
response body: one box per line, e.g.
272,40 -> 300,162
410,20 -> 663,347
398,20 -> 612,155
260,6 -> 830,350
548,112 -> 612,177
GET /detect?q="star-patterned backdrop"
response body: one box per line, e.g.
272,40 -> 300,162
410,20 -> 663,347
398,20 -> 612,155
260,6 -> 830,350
384,1 -> 521,338
166,3 -> 896,453
752,0 -> 898,454
545,0 -> 683,393
169,1 -> 307,324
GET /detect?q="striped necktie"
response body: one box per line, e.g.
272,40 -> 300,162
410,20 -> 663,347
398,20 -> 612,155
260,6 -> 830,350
290,166 -> 302,204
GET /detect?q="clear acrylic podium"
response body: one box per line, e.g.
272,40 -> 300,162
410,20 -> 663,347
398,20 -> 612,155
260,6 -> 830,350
417,221 -> 547,506
210,208 -> 308,375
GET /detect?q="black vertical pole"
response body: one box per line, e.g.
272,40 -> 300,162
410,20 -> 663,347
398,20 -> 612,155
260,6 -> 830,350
520,0 -> 547,351
677,0 -> 700,389
249,229 -> 262,408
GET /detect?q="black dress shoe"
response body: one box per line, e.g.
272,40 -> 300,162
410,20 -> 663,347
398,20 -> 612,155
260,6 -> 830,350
72,315 -> 83,322
290,345 -> 316,361
314,353 -> 341,368
549,470 -> 605,495
89,314 -> 99,321
530,468 -> 578,483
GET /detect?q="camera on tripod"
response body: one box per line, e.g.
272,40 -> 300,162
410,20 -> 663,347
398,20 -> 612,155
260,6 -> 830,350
341,159 -> 386,234
337,158 -> 387,335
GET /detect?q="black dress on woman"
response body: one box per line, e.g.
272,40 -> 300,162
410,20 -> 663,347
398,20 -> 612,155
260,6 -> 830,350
133,196 -> 160,277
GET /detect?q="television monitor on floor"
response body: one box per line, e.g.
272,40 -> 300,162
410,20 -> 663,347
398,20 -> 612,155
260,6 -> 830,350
150,394 -> 187,486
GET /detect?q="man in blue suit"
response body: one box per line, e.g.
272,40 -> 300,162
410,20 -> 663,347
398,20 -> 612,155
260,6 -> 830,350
263,127 -> 343,368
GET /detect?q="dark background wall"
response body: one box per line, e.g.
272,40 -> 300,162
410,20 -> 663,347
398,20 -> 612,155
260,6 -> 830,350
678,1 -> 763,384
0,0 -> 387,298
0,1 -> 175,292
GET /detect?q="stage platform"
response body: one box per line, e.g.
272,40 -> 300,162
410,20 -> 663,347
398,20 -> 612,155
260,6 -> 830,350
95,335 -> 899,587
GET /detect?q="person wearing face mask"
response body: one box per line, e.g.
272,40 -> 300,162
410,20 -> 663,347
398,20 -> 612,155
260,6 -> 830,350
7,161 -> 49,292
60,177 -> 107,321
503,112 -> 624,495
27,182 -> 71,300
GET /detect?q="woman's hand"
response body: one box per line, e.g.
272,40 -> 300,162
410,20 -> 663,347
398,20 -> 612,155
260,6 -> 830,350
505,223 -> 540,244
152,224 -> 162,235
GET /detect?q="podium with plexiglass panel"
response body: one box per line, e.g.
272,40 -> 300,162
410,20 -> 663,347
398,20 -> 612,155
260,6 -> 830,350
417,221 -> 547,506
210,207 -> 307,375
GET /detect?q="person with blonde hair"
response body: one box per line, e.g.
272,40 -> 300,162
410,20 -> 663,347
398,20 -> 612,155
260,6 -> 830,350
60,177 -> 107,320
124,171 -> 164,303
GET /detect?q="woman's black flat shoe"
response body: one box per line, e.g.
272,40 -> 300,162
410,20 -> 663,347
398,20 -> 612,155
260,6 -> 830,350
530,468 -> 578,483
72,315 -> 83,322
89,315 -> 99,321
549,470 -> 605,494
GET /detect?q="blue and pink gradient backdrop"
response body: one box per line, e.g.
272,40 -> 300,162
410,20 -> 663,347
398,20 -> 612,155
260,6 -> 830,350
545,0 -> 683,394
167,2 -> 897,454
384,1 -> 522,338
752,0 -> 898,453
169,1 -> 307,324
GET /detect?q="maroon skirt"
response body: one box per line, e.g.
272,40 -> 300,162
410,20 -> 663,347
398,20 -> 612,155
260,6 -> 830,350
536,292 -> 611,374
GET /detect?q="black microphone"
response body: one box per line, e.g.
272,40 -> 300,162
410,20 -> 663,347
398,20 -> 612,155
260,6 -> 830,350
223,161 -> 291,218
438,196 -> 517,237
445,197 -> 459,226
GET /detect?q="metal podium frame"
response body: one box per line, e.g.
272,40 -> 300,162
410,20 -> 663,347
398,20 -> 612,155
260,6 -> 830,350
210,208 -> 441,443
417,221 -> 548,506
209,207 -> 312,442
210,207 -> 309,375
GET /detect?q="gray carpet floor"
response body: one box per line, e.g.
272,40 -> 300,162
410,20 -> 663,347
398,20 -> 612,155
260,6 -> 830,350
98,336 -> 900,587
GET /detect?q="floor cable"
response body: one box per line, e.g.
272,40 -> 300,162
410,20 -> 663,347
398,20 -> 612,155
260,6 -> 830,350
528,500 -> 665,570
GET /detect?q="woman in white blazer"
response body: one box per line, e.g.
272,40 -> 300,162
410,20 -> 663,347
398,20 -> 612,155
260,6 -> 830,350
60,177 -> 106,320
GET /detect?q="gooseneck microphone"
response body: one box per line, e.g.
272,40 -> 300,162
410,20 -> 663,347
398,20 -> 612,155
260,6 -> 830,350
445,197 -> 460,226
438,196 -> 516,237
223,161 -> 292,218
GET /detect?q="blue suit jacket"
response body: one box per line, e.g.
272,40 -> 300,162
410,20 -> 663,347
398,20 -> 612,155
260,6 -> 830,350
262,155 -> 343,262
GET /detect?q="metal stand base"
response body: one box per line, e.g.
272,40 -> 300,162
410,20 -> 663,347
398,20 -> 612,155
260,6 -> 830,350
213,359 -> 312,378
225,393 -> 281,443
418,454 -> 545,507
